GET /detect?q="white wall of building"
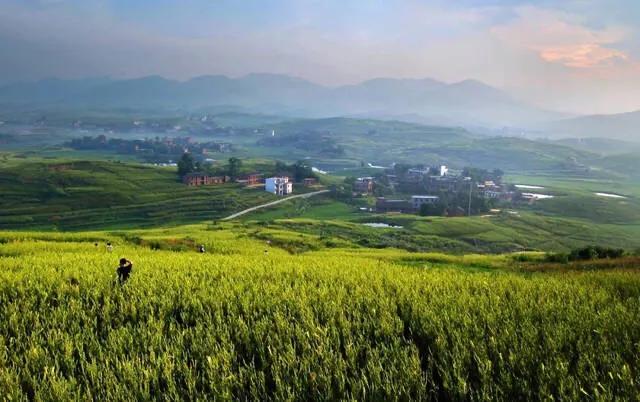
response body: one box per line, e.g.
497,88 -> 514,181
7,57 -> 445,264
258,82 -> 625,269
265,177 -> 293,196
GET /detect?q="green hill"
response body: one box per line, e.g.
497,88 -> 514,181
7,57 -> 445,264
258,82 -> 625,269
253,117 -> 598,172
0,156 -> 275,230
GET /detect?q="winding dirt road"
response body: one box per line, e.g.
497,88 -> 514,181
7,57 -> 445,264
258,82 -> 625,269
221,189 -> 330,220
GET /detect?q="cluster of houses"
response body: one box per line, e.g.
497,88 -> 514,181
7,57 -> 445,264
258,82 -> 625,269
352,164 -> 516,215
183,172 -> 318,196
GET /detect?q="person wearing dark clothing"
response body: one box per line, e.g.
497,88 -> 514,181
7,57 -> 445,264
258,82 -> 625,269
199,245 -> 205,253
117,258 -> 132,284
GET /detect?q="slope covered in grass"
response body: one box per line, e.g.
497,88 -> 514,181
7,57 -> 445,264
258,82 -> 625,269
0,156 -> 275,230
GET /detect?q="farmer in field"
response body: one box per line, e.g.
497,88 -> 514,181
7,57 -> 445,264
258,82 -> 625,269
106,242 -> 113,252
117,258 -> 133,284
199,244 -> 205,253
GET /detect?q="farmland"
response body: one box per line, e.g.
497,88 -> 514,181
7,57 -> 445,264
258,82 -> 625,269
2,129 -> 640,400
0,227 -> 639,400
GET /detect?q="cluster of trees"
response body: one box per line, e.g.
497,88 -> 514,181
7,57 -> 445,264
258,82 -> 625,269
67,135 -> 232,162
462,167 -> 504,183
545,245 -> 626,263
178,155 -> 317,183
178,154 -> 242,179
419,191 -> 493,217
258,133 -> 345,157
274,160 -> 316,182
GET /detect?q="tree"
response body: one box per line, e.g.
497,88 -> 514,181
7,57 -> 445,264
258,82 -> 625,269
293,160 -> 314,182
419,202 -> 446,216
228,157 -> 242,179
177,153 -> 197,177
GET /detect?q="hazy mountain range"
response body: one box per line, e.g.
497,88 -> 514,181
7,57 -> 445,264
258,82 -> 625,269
0,74 -> 562,128
545,111 -> 640,142
0,74 -> 637,140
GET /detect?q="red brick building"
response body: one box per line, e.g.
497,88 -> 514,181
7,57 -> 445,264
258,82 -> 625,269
303,178 -> 318,187
182,173 -> 230,186
236,173 -> 264,186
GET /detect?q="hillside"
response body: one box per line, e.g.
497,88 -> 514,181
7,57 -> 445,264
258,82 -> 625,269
551,137 -> 640,155
254,118 -> 598,172
0,74 -> 562,128
0,156 -> 277,230
546,110 -> 640,141
0,226 -> 638,399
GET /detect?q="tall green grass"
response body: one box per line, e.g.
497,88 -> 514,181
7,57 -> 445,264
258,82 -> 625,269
0,231 -> 638,400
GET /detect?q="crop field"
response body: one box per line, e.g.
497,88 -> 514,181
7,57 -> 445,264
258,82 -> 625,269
0,227 -> 639,400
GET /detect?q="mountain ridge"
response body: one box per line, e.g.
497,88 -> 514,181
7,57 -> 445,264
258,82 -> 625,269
0,74 -> 566,128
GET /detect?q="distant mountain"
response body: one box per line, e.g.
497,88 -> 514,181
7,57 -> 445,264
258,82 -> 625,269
546,110 -> 640,141
0,74 -> 563,128
551,137 -> 640,155
0,77 -> 112,104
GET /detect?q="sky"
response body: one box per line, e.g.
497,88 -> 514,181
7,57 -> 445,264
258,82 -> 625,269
0,0 -> 639,114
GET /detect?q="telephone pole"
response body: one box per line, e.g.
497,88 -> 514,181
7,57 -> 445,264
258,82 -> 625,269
468,180 -> 472,217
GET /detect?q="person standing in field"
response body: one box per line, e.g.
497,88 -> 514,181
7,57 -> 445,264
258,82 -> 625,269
117,258 -> 133,284
199,244 -> 205,253
106,242 -> 113,252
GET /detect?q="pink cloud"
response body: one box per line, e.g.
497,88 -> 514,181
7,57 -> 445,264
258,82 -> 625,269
492,7 -> 631,69
539,44 -> 627,68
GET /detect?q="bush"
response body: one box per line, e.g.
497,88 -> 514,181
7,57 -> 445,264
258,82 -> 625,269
545,252 -> 569,264
568,246 -> 625,261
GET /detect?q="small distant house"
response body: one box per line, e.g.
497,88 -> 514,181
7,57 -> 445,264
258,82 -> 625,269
303,178 -> 318,187
237,173 -> 263,186
407,168 -> 430,182
183,173 -> 230,186
477,181 -> 502,199
425,175 -> 462,193
438,165 -> 448,177
354,177 -> 374,194
482,190 -> 501,199
265,177 -> 293,196
375,197 -> 411,213
410,195 -> 439,211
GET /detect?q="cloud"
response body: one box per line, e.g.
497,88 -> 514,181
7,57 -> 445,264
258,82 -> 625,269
0,1 -> 638,113
492,6 -> 631,69
539,44 -> 627,68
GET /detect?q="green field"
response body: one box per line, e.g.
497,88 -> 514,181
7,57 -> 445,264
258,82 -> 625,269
0,226 -> 638,400
0,155 -> 278,230
2,149 -> 640,399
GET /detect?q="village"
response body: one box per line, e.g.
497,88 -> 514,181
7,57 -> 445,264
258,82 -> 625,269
347,163 -> 533,216
177,151 -> 534,218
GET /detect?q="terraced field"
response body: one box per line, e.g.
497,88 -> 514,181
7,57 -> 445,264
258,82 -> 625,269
0,157 -> 275,230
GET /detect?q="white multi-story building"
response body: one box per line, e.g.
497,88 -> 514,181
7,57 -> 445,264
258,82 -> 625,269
265,177 -> 293,196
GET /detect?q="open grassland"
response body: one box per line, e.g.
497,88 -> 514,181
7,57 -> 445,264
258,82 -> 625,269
0,227 -> 639,400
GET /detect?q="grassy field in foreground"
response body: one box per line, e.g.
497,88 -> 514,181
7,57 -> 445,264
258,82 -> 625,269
0,228 -> 639,400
